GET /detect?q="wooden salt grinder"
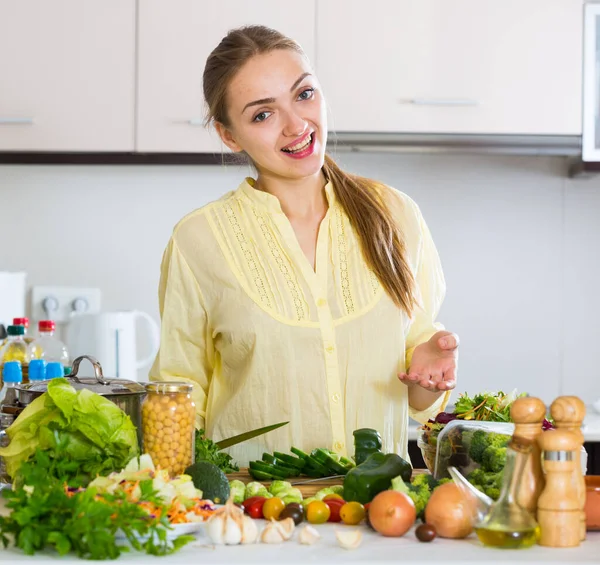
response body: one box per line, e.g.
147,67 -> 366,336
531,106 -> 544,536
550,396 -> 586,541
537,429 -> 580,547
510,396 -> 546,516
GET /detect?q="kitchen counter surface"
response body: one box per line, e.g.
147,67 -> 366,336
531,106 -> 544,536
0,524 -> 597,564
408,406 -> 600,442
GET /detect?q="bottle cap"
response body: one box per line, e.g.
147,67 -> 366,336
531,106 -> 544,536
46,362 -> 65,380
12,317 -> 29,328
63,366 -> 72,376
2,361 -> 23,383
39,320 -> 56,332
6,325 -> 25,336
28,359 -> 47,382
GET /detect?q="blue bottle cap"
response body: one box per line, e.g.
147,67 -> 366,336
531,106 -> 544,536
2,361 -> 23,383
28,359 -> 47,382
46,362 -> 65,380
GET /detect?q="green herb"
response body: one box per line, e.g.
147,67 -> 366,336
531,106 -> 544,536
453,390 -> 525,422
195,429 -> 239,474
0,444 -> 194,559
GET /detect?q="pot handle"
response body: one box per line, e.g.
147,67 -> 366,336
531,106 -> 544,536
70,355 -> 110,385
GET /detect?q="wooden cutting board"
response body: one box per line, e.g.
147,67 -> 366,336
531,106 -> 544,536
227,468 -> 428,498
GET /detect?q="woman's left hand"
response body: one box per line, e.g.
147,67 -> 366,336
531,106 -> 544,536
398,330 -> 459,392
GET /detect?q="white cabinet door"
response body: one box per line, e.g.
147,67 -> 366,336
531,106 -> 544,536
318,0 -> 582,135
0,0 -> 135,151
137,0 -> 316,153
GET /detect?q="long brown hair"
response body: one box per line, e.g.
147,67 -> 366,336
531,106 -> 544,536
203,25 -> 417,315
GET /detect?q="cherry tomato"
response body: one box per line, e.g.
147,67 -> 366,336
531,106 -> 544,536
242,496 -> 266,511
243,497 -> 267,519
323,493 -> 345,502
262,497 -> 286,521
306,500 -> 331,524
340,501 -> 366,525
324,498 -> 344,522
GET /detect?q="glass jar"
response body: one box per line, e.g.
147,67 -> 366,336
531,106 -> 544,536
142,382 -> 196,477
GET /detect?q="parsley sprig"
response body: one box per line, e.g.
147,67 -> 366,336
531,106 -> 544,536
0,446 -> 194,559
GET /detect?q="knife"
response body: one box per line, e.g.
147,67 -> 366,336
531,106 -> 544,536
291,475 -> 344,485
215,421 -> 289,449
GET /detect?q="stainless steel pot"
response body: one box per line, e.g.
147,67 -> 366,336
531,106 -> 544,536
16,355 -> 147,446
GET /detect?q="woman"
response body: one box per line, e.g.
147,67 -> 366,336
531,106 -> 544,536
150,25 -> 459,466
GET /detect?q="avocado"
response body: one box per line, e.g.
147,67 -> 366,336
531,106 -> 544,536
185,461 -> 231,504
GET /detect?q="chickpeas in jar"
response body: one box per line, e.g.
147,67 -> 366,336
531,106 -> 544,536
142,382 -> 196,477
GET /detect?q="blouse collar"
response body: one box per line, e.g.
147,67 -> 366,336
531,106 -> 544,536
237,177 -> 336,213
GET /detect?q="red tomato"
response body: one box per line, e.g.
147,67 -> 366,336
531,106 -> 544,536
324,498 -> 345,522
242,496 -> 267,519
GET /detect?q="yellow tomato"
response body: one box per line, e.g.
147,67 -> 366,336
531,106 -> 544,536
306,500 -> 331,524
262,497 -> 286,521
323,494 -> 345,502
340,501 -> 366,525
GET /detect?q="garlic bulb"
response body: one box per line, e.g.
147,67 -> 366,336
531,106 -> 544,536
260,518 -> 296,544
205,499 -> 258,545
298,525 -> 320,545
335,528 -> 362,550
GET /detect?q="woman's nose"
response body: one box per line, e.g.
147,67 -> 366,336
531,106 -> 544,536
282,111 -> 307,138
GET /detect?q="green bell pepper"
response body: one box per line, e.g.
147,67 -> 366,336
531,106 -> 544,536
353,428 -> 383,465
343,452 -> 412,504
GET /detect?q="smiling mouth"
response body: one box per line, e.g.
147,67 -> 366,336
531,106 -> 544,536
281,133 -> 314,154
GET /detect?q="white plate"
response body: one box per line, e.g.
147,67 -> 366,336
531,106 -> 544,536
115,521 -> 206,542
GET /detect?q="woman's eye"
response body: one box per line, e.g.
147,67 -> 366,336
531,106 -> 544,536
253,111 -> 271,123
298,88 -> 315,101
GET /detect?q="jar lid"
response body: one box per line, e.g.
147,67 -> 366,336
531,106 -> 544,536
145,382 -> 193,394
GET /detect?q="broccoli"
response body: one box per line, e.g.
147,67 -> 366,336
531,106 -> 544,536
390,475 -> 432,518
467,467 -> 503,501
468,430 -> 510,465
410,473 -> 438,490
467,468 -> 486,485
481,446 -> 507,473
437,478 -> 452,486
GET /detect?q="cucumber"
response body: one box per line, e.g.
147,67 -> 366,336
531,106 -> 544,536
249,461 -> 290,479
305,456 -> 330,477
248,468 -> 276,481
262,453 -> 277,465
311,448 -> 349,475
273,452 -> 305,470
291,447 -> 311,460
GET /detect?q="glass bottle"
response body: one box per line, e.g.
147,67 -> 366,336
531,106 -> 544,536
474,435 -> 541,549
142,382 -> 196,477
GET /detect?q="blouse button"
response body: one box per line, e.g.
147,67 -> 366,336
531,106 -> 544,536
325,345 -> 335,354
317,298 -> 327,308
331,393 -> 340,403
334,441 -> 344,451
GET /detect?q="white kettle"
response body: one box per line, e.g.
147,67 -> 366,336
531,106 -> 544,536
66,311 -> 160,382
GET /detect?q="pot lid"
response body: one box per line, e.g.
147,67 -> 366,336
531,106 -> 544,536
18,355 -> 146,396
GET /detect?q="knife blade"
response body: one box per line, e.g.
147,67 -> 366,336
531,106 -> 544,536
290,475 -> 344,485
215,421 -> 289,449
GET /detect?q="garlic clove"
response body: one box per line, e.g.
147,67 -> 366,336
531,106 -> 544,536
335,528 -> 363,550
298,525 -> 320,545
205,498 -> 247,545
277,518 -> 295,541
241,515 -> 258,544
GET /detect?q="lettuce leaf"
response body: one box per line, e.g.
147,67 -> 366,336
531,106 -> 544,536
0,378 -> 138,483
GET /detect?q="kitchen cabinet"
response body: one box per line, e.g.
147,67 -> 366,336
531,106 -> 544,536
0,0 -> 136,151
317,0 -> 583,136
136,0 -> 316,153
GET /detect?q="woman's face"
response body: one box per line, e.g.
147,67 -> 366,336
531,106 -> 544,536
216,49 -> 327,182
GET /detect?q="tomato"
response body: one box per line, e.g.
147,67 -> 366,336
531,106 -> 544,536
242,497 -> 267,519
340,501 -> 366,525
262,497 -> 286,521
323,494 -> 345,502
324,498 -> 344,522
306,500 -> 331,524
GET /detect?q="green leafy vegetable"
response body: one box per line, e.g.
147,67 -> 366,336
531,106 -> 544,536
0,444 -> 194,559
0,378 -> 138,485
195,429 -> 239,474
453,390 -> 524,422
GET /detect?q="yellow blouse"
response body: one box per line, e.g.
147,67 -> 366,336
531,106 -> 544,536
149,178 -> 450,466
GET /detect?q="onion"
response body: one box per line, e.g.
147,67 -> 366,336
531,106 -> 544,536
368,490 -> 416,537
424,483 -> 473,539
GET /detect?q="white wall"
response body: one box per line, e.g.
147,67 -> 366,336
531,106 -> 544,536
1,153 -> 599,407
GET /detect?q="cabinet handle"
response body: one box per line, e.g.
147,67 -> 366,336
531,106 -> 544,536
408,98 -> 479,107
0,117 -> 34,125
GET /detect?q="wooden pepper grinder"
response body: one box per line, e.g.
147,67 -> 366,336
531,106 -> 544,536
550,396 -> 586,541
510,396 -> 546,516
537,429 -> 580,547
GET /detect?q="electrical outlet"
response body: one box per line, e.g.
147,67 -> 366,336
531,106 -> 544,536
31,286 -> 101,323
